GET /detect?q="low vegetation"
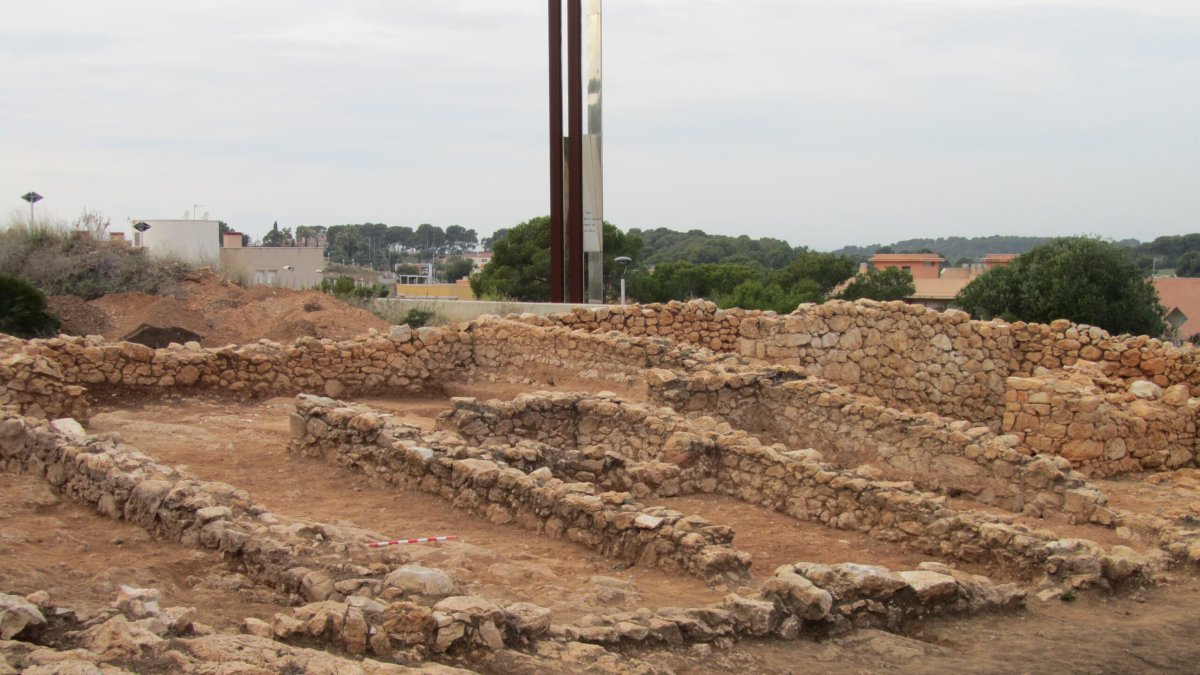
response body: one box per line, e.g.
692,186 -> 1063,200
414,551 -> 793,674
0,217 -> 191,300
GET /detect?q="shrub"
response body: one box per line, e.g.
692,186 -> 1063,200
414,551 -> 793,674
0,275 -> 61,338
0,220 -> 191,299
401,308 -> 436,328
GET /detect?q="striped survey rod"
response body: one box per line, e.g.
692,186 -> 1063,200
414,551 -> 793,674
366,536 -> 457,549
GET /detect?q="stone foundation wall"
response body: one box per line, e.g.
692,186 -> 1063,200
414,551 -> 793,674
0,326 -> 473,419
0,408 -> 389,606
737,300 -> 1200,427
288,395 -> 753,583
531,300 -> 761,352
439,393 -> 716,497
647,366 -> 1102,519
1005,369 -> 1200,477
467,318 -> 742,383
0,352 -> 91,422
434,391 -> 1139,582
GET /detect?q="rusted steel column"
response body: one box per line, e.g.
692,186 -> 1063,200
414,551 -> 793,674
549,0 -> 565,302
566,0 -> 584,303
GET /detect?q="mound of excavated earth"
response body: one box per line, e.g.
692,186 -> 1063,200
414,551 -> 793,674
48,269 -> 388,346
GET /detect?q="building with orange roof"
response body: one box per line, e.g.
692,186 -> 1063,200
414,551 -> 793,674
1153,277 -> 1200,341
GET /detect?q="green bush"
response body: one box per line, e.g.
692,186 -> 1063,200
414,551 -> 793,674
319,275 -> 389,300
0,275 -> 60,338
955,237 -> 1166,336
401,308 -> 436,328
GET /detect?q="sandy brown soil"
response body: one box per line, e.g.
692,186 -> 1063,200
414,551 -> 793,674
648,494 -> 999,580
665,580 -> 1200,674
49,269 -> 389,346
0,473 -> 287,631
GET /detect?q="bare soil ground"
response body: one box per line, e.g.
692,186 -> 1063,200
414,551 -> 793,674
49,270 -> 389,346
0,472 -> 287,632
86,392 -> 728,623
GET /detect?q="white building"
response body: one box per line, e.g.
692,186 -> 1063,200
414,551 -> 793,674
131,220 -> 220,265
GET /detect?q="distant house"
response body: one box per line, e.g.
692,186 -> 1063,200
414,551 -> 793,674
1154,277 -> 1200,341
219,232 -> 325,289
868,253 -> 944,279
463,252 -> 493,271
871,253 -> 1020,311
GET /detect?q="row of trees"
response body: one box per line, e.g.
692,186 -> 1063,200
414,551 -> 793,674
469,217 -> 916,313
239,222 -> 483,271
474,218 -> 1173,338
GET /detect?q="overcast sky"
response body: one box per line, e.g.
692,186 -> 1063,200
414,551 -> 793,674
2,0 -> 1197,250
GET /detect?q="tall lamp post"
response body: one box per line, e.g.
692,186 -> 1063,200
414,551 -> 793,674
615,256 -> 631,305
21,192 -> 43,226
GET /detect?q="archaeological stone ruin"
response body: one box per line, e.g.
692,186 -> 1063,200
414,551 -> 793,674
1,298 -> 1198,671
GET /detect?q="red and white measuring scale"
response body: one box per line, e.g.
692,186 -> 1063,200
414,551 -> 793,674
365,535 -> 457,549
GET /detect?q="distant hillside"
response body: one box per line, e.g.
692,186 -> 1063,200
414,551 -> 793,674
831,236 -> 1057,264
607,225 -> 1198,276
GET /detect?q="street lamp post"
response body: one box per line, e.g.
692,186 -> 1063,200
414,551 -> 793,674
21,192 -> 43,226
615,256 -> 631,305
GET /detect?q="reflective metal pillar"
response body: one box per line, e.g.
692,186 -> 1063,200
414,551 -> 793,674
583,0 -> 604,304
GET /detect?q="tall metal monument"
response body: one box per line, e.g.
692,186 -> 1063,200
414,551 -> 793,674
549,0 -> 604,304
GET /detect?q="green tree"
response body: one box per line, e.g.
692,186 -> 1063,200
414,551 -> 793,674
773,249 -> 856,295
471,216 -> 642,301
717,278 -> 821,314
442,256 -> 475,283
837,267 -> 915,301
262,222 -> 295,247
0,275 -> 60,338
1176,251 -> 1200,277
955,237 -> 1166,336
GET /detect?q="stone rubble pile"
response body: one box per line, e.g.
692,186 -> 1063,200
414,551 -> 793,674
0,587 -> 467,673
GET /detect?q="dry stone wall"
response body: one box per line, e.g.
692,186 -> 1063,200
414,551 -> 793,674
647,366 -> 1107,520
468,318 -> 743,383
288,395 -> 753,583
1004,367 -> 1199,477
440,393 -> 717,497
531,300 -> 761,352
0,326 -> 472,419
0,407 -> 408,607
434,391 -> 1146,585
0,352 -> 90,422
737,300 -> 1200,428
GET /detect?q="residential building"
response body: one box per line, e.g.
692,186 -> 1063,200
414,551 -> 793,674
219,233 -> 325,289
868,253 -> 945,279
